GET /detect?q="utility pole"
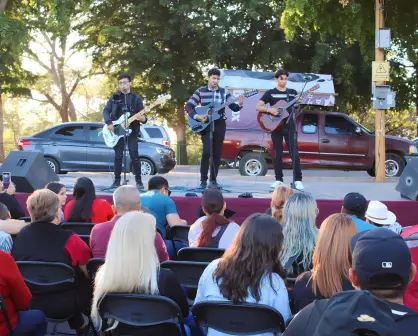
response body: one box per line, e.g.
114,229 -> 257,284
374,0 -> 386,182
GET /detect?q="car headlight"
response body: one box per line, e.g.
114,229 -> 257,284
409,145 -> 418,154
156,147 -> 170,155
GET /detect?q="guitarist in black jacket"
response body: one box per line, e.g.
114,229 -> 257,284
103,73 -> 147,191
185,68 -> 244,189
256,69 -> 304,191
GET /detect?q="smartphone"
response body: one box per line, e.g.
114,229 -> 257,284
2,172 -> 11,189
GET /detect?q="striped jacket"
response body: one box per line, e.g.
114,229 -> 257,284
185,86 -> 242,119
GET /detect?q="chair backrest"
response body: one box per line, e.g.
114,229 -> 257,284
79,234 -> 90,245
192,301 -> 286,334
160,261 -> 208,290
0,294 -> 14,336
170,225 -> 190,244
177,247 -> 225,262
19,216 -> 31,223
99,293 -> 186,335
87,258 -> 105,280
60,222 -> 95,235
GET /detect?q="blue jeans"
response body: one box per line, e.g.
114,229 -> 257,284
13,310 -> 47,336
165,240 -> 188,259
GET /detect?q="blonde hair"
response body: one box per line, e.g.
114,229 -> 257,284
270,185 -> 294,223
280,193 -> 318,274
27,189 -> 60,222
311,214 -> 357,297
91,211 -> 159,330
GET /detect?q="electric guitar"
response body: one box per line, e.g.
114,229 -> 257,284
257,85 -> 320,132
102,94 -> 171,148
188,89 -> 259,134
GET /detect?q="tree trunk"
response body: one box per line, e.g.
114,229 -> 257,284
0,0 -> 8,12
69,99 -> 77,121
0,93 -> 5,162
174,104 -> 188,165
415,63 -> 418,137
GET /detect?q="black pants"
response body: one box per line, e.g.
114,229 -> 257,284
200,119 -> 226,182
271,124 -> 302,182
114,132 -> 142,183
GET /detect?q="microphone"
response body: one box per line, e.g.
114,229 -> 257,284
122,83 -> 127,91
211,80 -> 216,88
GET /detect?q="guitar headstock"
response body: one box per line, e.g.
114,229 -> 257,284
154,93 -> 171,106
243,89 -> 259,98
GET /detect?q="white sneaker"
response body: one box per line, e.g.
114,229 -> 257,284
294,181 -> 305,190
270,181 -> 284,189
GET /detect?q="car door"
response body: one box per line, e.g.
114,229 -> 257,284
319,114 -> 368,167
52,125 -> 87,170
86,125 -> 114,171
296,112 -> 320,166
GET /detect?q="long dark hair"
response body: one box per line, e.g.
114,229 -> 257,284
213,213 -> 286,303
197,188 -> 230,247
68,177 -> 96,222
45,182 -> 65,194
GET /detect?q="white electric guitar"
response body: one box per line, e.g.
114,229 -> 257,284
102,94 -> 171,148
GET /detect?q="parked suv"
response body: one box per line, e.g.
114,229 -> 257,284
140,124 -> 171,147
222,110 -> 418,177
17,122 -> 176,175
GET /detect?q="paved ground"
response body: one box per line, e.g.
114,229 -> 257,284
58,165 -> 405,201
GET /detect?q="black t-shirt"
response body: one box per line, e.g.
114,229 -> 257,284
283,296 -> 418,336
260,87 -> 297,106
0,193 -> 25,219
290,271 -> 354,314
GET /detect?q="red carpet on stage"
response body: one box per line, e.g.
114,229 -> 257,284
15,193 -> 418,227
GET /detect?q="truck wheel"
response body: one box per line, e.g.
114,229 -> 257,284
366,153 -> 405,177
239,153 -> 268,176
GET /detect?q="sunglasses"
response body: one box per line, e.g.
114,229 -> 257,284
163,187 -> 171,196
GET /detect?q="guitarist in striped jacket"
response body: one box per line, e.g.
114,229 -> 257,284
185,68 -> 244,189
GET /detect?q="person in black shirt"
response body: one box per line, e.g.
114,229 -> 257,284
0,182 -> 25,219
103,73 -> 147,192
256,69 -> 303,191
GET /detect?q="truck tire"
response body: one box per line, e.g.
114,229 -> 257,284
239,153 -> 268,176
366,152 -> 405,177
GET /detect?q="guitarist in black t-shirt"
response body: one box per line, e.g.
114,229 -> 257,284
256,69 -> 303,191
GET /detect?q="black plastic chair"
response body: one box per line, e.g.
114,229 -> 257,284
79,234 -> 90,245
0,293 -> 14,335
192,301 -> 286,335
170,225 -> 190,244
87,258 -> 105,280
60,222 -> 95,235
98,293 -> 187,336
177,247 -> 225,262
19,216 -> 31,223
16,261 -> 96,335
160,261 -> 208,304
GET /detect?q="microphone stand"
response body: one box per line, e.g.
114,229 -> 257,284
122,87 -> 130,186
286,77 -> 309,190
208,82 -> 216,188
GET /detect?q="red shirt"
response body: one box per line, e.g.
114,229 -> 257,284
64,233 -> 92,266
0,251 -> 32,334
402,225 -> 418,312
90,215 -> 169,262
64,199 -> 114,224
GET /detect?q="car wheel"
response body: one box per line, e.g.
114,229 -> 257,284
141,158 -> 155,176
45,158 -> 60,173
385,153 -> 405,177
239,152 -> 268,176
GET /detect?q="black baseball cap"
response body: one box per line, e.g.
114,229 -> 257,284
313,290 -> 397,336
352,228 -> 411,289
343,192 -> 367,213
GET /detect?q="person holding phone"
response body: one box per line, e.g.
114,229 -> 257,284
0,175 -> 25,219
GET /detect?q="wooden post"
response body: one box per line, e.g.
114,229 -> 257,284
374,0 -> 386,182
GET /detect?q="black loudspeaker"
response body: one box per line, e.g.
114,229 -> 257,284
0,151 -> 59,193
396,157 -> 418,201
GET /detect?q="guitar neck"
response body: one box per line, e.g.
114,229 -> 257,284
126,104 -> 155,125
213,96 -> 238,113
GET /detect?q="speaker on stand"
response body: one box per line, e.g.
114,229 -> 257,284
395,156 -> 418,201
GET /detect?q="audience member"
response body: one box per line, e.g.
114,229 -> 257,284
91,211 -> 191,335
366,200 -> 403,234
188,188 -> 240,248
195,213 -> 291,335
0,251 -> 47,336
341,192 -> 374,232
46,182 -> 67,223
284,228 -> 418,335
140,176 -> 187,239
12,189 -> 92,335
270,184 -> 294,224
90,185 -> 168,262
64,177 -> 114,223
290,214 -> 356,313
280,193 -> 318,277
0,181 -> 25,219
0,201 -> 26,236
401,225 -> 418,312
0,202 -> 13,252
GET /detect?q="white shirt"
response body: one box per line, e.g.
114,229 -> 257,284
188,216 -> 240,249
195,259 -> 291,336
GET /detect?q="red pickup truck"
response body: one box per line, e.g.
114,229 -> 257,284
222,110 -> 418,177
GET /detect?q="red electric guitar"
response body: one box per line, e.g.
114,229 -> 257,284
257,84 -> 320,132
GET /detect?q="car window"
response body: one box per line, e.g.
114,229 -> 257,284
302,114 -> 318,134
54,126 -> 84,140
325,115 -> 356,135
88,126 -> 105,143
144,127 -> 163,138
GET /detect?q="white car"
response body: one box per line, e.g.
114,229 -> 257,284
140,125 -> 171,147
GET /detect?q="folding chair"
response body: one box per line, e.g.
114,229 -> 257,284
169,225 -> 190,258
177,247 -> 225,262
87,258 -> 105,280
60,222 -> 95,235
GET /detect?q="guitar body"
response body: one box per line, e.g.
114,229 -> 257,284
102,113 -> 134,148
188,104 -> 222,134
257,100 -> 290,133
